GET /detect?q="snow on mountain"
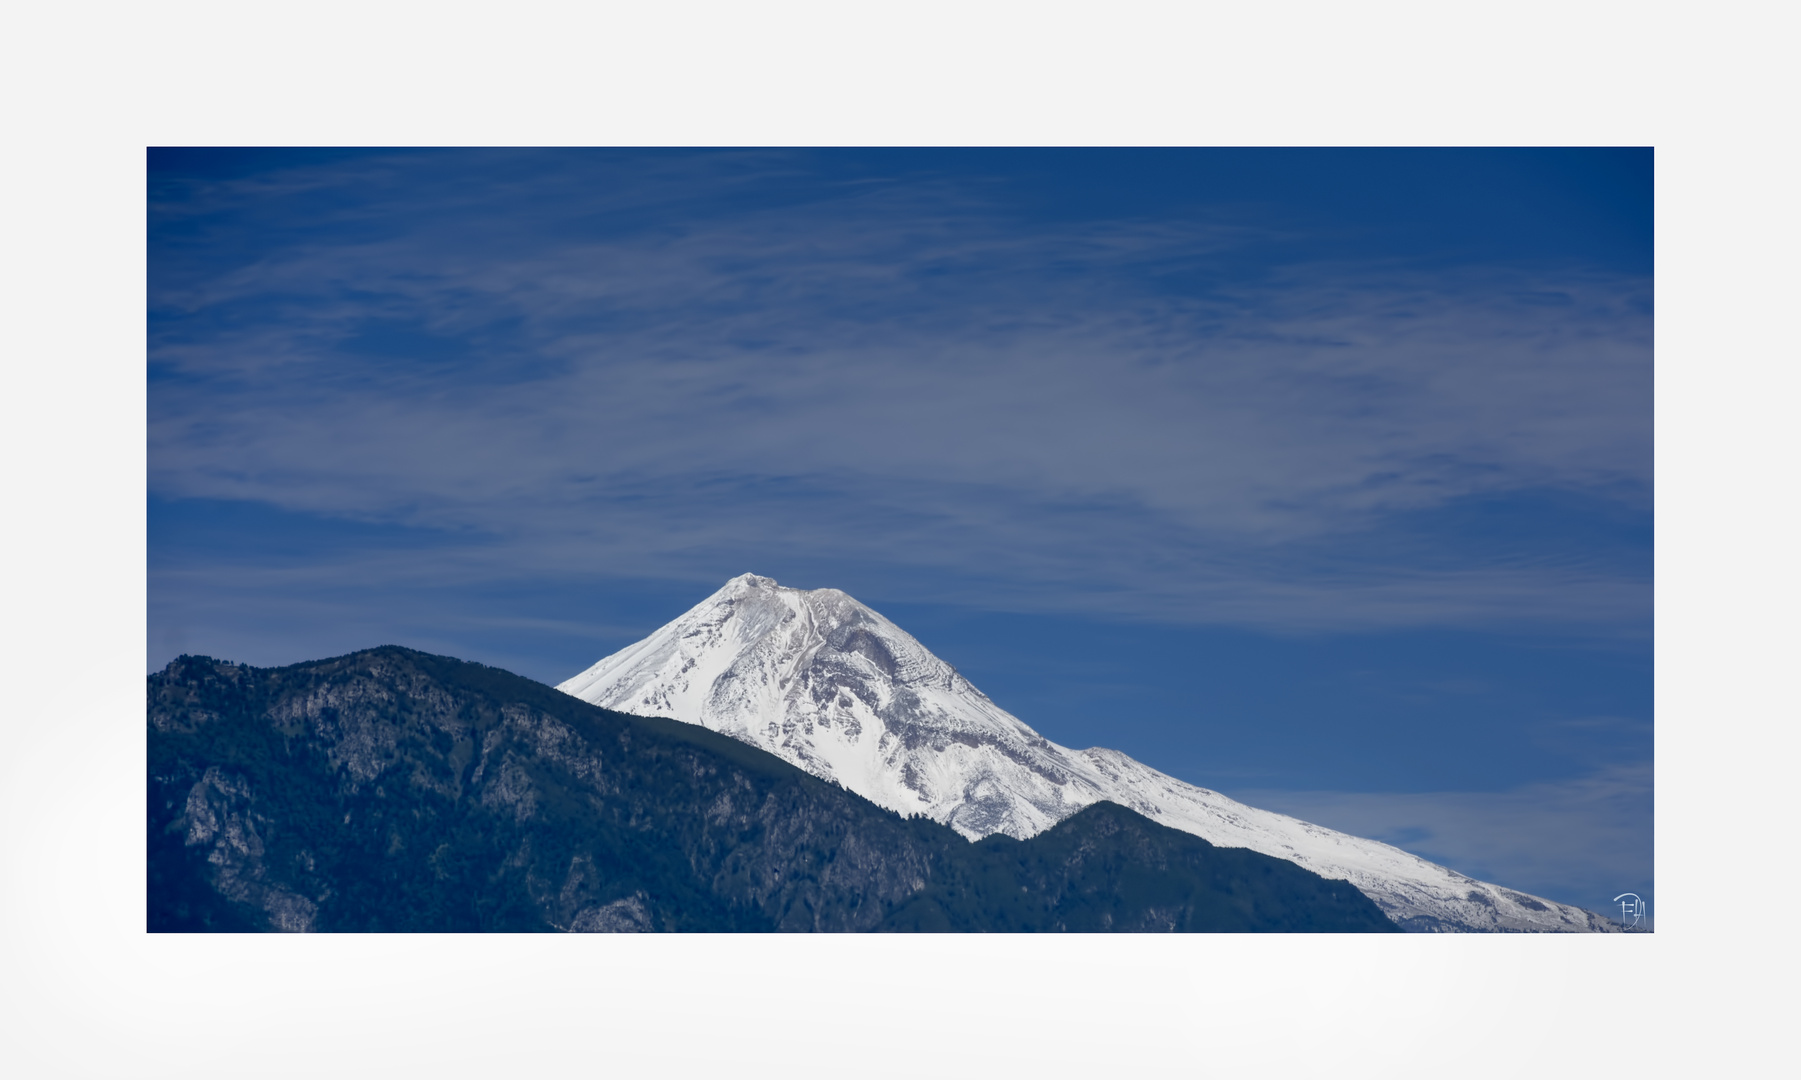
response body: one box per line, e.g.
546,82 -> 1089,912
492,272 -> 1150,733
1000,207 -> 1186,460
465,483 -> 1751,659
558,574 -> 1617,932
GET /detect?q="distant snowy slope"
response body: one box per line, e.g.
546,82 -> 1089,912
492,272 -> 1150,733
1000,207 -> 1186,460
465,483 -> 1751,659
559,574 -> 1616,932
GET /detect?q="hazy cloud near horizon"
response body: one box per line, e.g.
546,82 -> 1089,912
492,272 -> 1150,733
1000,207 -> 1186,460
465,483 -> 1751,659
1234,761 -> 1653,916
150,151 -> 1652,633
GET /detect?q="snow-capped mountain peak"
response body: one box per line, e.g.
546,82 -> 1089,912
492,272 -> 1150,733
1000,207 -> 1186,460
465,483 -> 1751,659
559,574 -> 1616,932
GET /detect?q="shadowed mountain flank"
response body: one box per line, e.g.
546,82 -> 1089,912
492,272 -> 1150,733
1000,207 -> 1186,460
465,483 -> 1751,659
149,647 -> 1398,933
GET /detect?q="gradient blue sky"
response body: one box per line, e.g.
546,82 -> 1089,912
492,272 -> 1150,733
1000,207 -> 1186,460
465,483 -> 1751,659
148,148 -> 1652,915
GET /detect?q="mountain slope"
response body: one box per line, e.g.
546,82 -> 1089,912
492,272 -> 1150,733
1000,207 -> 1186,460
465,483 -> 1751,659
885,801 -> 1395,933
559,574 -> 1617,933
149,648 -> 1397,932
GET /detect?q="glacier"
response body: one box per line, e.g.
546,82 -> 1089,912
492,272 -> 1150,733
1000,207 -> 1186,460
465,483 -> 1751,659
559,573 -> 1617,932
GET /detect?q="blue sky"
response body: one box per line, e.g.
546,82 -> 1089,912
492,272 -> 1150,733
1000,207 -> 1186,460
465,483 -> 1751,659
148,148 -> 1652,915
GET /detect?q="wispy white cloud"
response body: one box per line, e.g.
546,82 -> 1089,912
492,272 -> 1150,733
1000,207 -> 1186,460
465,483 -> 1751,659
149,152 -> 1651,632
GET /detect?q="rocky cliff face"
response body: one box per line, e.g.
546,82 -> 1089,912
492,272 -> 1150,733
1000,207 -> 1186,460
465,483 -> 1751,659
148,648 -> 1398,933
150,650 -> 954,931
